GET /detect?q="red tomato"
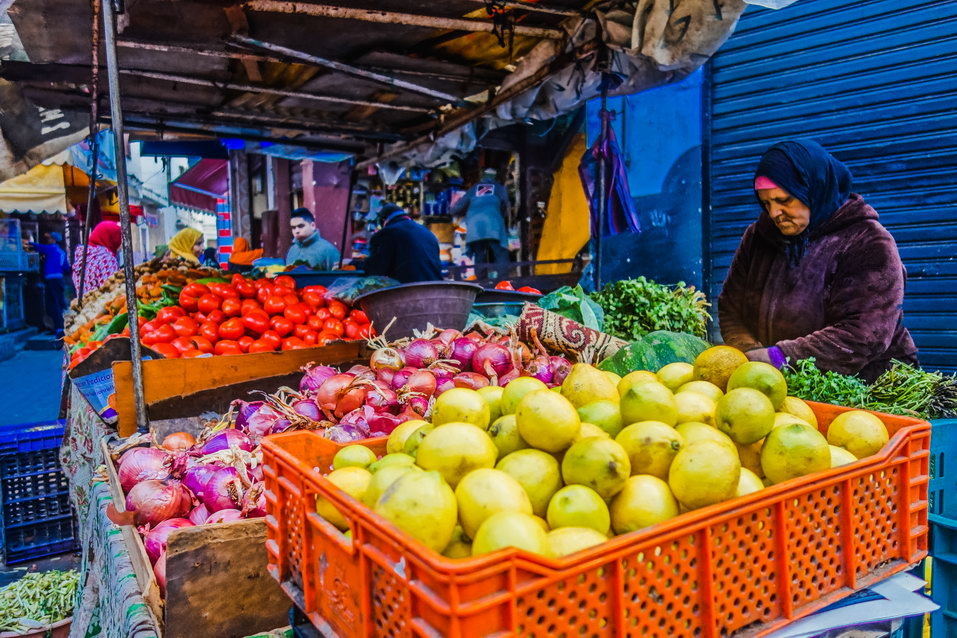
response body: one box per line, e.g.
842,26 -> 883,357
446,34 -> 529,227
302,291 -> 325,309
495,281 -> 515,291
238,336 -> 255,352
254,278 -> 270,289
235,280 -> 256,299
322,318 -> 345,337
240,299 -> 262,316
343,321 -> 359,340
302,331 -> 318,346
182,283 -> 211,298
314,308 -> 331,321
156,306 -> 186,324
198,294 -> 223,315
293,324 -> 313,340
282,293 -> 300,308
198,321 -> 220,343
219,318 -> 245,341
171,316 -> 198,338
209,283 -> 239,299
152,324 -> 176,344
171,337 -> 195,354
282,337 -> 308,350
151,343 -> 180,358
261,330 -> 282,349
256,286 -> 271,305
284,304 -> 308,325
242,311 -> 270,336
302,285 -> 327,296
214,340 -> 244,356
263,296 -> 286,315
316,331 -> 337,346
327,300 -> 348,320
274,275 -> 296,289
306,315 -> 325,331
141,319 -> 164,334
206,310 -> 227,325
221,298 -> 242,318
231,274 -> 246,286
247,339 -> 276,353
270,316 -> 294,337
517,286 -> 542,295
178,292 -> 199,312
190,336 -> 214,354
192,312 -> 208,323
348,309 -> 368,324
181,349 -> 205,358
357,324 -> 373,339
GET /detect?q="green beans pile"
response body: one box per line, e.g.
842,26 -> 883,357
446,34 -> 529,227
0,570 -> 79,633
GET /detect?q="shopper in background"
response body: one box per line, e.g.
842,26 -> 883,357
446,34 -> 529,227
228,237 -> 264,273
166,227 -> 204,264
27,231 -> 70,338
200,247 -> 219,268
73,221 -> 121,297
286,207 -> 340,270
364,203 -> 442,284
451,167 -> 511,279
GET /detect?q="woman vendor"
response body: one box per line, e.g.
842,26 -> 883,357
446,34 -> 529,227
165,227 -> 204,264
718,139 -> 917,382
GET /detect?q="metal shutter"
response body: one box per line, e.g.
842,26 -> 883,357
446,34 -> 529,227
707,0 -> 957,372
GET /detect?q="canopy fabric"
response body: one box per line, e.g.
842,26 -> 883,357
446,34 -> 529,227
169,159 -> 228,213
536,133 -> 591,275
0,162 -> 69,214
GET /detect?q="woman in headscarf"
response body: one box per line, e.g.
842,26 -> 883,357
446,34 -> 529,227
73,221 -> 121,294
166,227 -> 204,264
227,237 -> 263,273
718,139 -> 917,382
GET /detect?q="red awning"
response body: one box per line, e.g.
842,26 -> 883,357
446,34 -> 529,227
170,159 -> 228,213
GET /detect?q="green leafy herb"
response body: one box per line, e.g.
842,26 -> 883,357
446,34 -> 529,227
590,277 -> 710,341
0,570 -> 79,633
537,285 -> 605,331
783,358 -> 868,407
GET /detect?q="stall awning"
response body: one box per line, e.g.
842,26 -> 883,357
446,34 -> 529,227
0,155 -> 91,214
169,159 -> 228,214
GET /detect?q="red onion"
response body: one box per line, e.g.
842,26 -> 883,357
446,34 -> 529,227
299,364 -> 338,393
367,411 -> 405,436
526,356 -> 554,384
293,398 -> 321,421
437,328 -> 461,345
182,464 -> 221,499
549,356 -> 573,385
316,374 -> 356,409
369,347 -> 404,372
203,467 -> 244,512
144,518 -> 193,562
403,339 -> 439,368
365,383 -> 399,412
403,369 -> 437,397
233,400 -> 264,430
498,368 -> 521,386
449,338 -> 478,371
126,479 -> 192,527
201,429 -> 253,455
453,372 -> 491,390
404,396 -> 429,417
336,383 -> 369,419
436,377 -> 455,395
472,343 -> 512,378
154,552 -> 167,593
346,364 -> 375,381
391,367 -> 416,391
161,432 -> 195,452
241,485 -> 267,518
205,509 -> 243,524
269,419 -> 292,435
376,367 -> 396,387
249,464 -> 264,482
118,448 -> 170,492
189,503 -> 210,525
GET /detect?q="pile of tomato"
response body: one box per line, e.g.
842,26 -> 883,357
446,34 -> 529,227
494,281 -> 542,294
139,274 -> 373,358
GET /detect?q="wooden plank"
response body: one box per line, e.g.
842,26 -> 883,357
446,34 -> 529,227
113,341 -> 362,436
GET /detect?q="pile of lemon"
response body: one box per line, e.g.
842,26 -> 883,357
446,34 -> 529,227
316,347 -> 890,560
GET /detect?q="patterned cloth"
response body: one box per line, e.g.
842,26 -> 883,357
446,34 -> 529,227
72,245 -> 119,296
516,303 -> 627,363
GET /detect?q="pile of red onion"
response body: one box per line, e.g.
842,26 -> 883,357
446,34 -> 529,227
116,428 -> 266,595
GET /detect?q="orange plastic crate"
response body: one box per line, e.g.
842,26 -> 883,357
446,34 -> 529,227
261,402 -> 930,638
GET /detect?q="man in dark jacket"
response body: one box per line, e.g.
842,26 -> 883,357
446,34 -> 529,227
363,204 -> 442,283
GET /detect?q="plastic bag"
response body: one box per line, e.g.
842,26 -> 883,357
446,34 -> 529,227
323,276 -> 399,305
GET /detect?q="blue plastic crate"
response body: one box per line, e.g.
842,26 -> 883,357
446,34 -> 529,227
1,515 -> 76,564
0,419 -> 65,456
929,419 -> 957,637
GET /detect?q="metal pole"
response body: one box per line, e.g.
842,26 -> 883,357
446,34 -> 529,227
76,134 -> 99,302
102,0 -> 148,433
77,0 -> 102,305
594,88 -> 609,292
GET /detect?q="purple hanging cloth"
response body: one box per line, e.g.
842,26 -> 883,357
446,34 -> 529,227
578,110 -> 641,237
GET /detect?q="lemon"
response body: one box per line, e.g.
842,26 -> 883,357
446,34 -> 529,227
432,388 -> 491,430
576,422 -> 611,441
603,371 -> 623,387
693,346 -> 748,391
829,445 -> 858,468
442,525 -> 472,559
471,511 -> 549,557
562,364 -> 619,408
487,414 -> 529,460
332,445 -> 377,470
403,423 -> 434,457
618,370 -> 659,395
619,381 -> 678,426
675,392 -> 716,425
415,423 -> 497,488
561,437 -> 631,500
774,412 -> 811,429
368,453 -> 415,473
455,468 -> 532,538
734,440 -> 765,478
515,390 -> 581,453
656,362 -> 695,392
363,464 -> 419,507
675,421 -> 737,453
727,362 -> 788,410
616,421 -> 683,479
736,468 -> 765,497
577,400 -> 624,437
477,386 -> 505,423
546,527 -> 607,557
546,485 -> 610,534
500,377 -> 548,415
316,467 -> 372,530
375,470 -> 457,552
610,475 -> 678,534
780,396 -> 817,428
496,449 -> 563,517
676,380 -> 724,403
668,440 -> 740,510
715,388 -> 775,445
387,420 -> 428,455
761,422 -> 830,485
826,411 -> 889,458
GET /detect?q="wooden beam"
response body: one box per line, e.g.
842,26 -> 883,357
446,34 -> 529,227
459,0 -> 582,17
118,68 -> 434,113
117,37 -> 281,63
243,1 -> 565,39
223,6 -> 263,82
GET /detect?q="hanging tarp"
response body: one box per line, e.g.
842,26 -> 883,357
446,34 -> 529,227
536,134 -> 591,274
579,110 -> 641,237
169,159 -> 228,213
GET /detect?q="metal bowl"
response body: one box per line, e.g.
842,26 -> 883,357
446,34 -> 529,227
354,281 -> 484,340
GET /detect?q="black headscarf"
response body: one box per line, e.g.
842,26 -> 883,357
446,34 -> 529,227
755,139 -> 853,266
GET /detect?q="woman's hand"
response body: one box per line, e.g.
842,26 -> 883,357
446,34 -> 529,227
745,348 -> 773,365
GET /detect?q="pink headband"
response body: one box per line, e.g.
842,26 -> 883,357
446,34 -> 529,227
754,176 -> 779,190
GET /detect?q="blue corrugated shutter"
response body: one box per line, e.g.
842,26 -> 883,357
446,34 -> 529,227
707,0 -> 957,372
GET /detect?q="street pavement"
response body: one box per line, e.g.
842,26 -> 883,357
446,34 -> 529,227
0,349 -> 65,427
